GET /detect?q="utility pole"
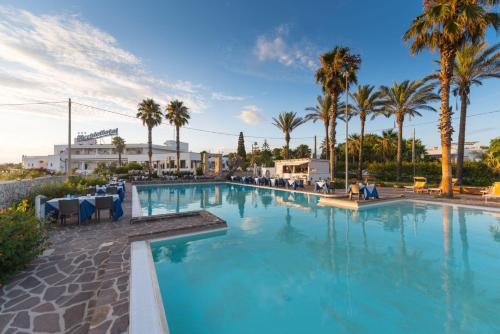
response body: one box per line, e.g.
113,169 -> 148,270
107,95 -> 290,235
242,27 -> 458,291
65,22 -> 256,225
313,135 -> 317,159
344,72 -> 349,192
67,98 -> 72,177
412,128 -> 416,178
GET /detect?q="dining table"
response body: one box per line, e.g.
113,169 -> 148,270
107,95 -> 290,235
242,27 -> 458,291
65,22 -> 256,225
96,184 -> 125,201
45,194 -> 123,223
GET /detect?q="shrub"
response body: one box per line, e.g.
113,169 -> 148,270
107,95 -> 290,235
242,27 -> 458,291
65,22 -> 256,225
365,161 -> 498,186
0,211 -> 47,284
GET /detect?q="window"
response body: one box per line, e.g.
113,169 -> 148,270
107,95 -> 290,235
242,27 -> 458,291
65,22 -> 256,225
180,160 -> 186,168
169,160 -> 175,168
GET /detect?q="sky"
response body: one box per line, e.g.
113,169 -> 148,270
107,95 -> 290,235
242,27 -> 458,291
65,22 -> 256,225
0,0 -> 498,163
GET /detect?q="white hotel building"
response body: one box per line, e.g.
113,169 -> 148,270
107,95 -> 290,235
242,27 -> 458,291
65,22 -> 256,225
22,138 -> 226,175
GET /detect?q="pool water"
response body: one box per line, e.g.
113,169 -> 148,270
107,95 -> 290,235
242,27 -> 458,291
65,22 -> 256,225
139,183 -> 500,334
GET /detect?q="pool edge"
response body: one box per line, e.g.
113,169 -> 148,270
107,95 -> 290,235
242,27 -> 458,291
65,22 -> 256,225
130,227 -> 229,334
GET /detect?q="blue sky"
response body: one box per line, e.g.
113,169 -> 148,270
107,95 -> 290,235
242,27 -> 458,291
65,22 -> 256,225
0,0 -> 498,162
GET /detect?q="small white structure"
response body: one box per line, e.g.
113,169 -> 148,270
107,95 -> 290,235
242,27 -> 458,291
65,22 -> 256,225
426,141 -> 486,162
274,158 -> 329,183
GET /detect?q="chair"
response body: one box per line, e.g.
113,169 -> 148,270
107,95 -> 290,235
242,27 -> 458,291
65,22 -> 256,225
483,182 -> 500,203
349,184 -> 362,200
87,186 -> 96,196
58,199 -> 80,225
404,177 -> 428,193
326,180 -> 336,193
106,186 -> 118,195
95,196 -> 114,222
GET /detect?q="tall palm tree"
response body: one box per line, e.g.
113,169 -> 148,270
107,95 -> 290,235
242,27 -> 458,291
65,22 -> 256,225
166,100 -> 190,175
111,136 -> 126,166
305,95 -> 331,159
316,46 -> 361,180
349,85 -> 384,179
404,0 -> 498,197
426,42 -> 500,184
137,98 -> 163,179
272,112 -> 304,159
379,80 -> 439,180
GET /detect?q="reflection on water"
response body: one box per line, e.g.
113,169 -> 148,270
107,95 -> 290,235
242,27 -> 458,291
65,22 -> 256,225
144,184 -> 500,333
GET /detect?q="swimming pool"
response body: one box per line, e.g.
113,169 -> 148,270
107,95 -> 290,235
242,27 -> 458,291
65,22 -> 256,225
137,183 -> 500,333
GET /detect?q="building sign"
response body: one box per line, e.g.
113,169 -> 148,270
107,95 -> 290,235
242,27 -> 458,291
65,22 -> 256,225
75,128 -> 118,143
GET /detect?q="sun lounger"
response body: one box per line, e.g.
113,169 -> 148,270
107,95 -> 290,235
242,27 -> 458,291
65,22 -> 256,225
428,178 -> 459,194
483,182 -> 500,203
404,177 -> 428,193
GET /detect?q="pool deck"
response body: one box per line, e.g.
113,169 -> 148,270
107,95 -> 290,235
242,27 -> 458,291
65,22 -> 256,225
0,180 -> 499,334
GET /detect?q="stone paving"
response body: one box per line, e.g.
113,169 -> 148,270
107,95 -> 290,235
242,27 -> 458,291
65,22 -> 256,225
1,181 -> 498,334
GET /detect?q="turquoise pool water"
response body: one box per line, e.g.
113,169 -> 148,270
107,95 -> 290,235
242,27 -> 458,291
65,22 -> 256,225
139,183 -> 500,334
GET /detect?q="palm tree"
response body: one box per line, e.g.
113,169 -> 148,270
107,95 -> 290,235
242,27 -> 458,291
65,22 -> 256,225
426,42 -> 500,184
349,85 -> 383,179
305,95 -> 331,159
137,98 -> 163,179
316,46 -> 361,180
111,136 -> 126,166
375,129 -> 398,162
272,112 -> 304,159
379,80 -> 439,180
347,134 -> 361,164
404,0 -> 498,197
166,100 -> 190,175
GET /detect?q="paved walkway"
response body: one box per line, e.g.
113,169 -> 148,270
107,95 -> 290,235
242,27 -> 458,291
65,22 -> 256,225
1,181 -> 498,334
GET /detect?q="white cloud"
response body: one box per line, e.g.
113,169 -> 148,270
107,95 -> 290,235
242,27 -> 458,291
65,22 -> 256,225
238,105 -> 262,125
253,25 -> 317,70
0,6 -> 207,121
211,91 -> 246,101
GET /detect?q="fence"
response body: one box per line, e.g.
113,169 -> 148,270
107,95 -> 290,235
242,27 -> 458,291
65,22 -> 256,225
0,176 -> 66,209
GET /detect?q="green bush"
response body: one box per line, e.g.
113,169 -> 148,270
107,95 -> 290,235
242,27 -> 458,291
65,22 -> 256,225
0,212 -> 47,284
365,161 -> 498,186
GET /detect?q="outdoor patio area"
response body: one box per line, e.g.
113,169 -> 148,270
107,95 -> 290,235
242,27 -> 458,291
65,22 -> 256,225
0,181 -> 499,334
0,183 -> 226,334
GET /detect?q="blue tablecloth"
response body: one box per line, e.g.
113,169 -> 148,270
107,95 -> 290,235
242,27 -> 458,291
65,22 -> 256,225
349,184 -> 379,200
45,195 -> 123,223
96,185 -> 125,201
315,181 -> 328,192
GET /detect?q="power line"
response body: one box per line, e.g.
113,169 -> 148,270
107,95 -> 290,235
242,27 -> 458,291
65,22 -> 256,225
0,100 -> 67,107
72,101 -> 315,140
365,108 -> 500,134
2,99 -> 499,141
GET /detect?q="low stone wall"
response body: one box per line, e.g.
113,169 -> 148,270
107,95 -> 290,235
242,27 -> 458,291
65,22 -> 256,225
0,176 -> 66,208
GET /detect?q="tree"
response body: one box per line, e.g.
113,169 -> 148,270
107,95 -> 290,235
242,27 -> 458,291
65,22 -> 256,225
316,46 -> 361,180
166,100 -> 190,175
379,80 -> 438,180
260,140 -> 273,167
237,132 -> 246,159
227,152 -> 244,172
272,112 -> 305,159
374,130 -> 398,163
111,136 -> 126,166
426,42 -> 500,184
293,144 -> 312,159
305,95 -> 331,159
137,98 -> 163,179
484,137 -> 500,171
349,85 -> 383,179
404,0 -> 499,197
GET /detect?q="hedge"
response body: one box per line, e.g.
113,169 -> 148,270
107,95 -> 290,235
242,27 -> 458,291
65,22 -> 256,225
0,210 -> 47,284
